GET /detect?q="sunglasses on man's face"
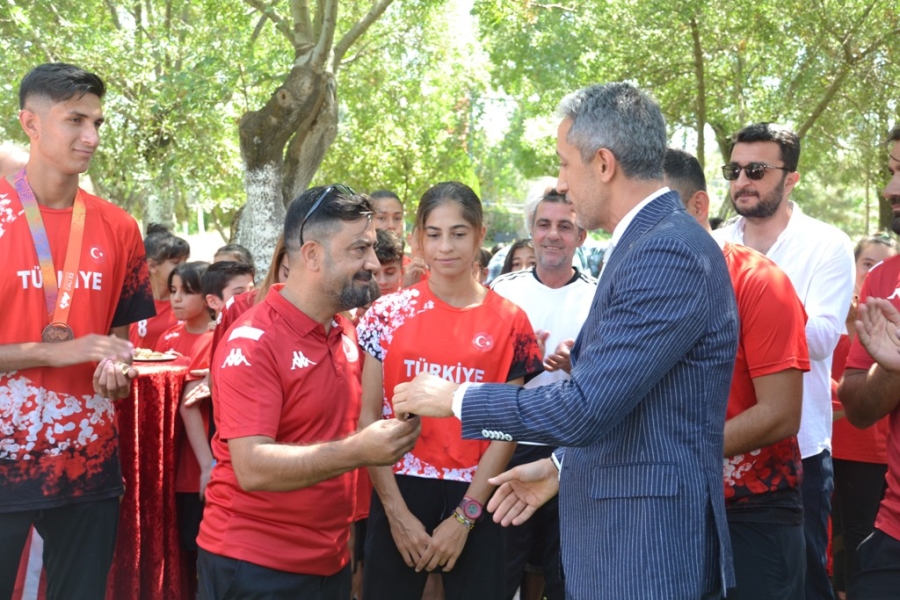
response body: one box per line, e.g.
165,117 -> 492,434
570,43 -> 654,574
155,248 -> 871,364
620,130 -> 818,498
721,162 -> 790,181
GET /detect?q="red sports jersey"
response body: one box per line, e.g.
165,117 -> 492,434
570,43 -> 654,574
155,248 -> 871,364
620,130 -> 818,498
197,288 -> 362,575
721,243 -> 810,520
358,281 -> 543,482
155,321 -> 207,356
845,255 -> 900,541
155,324 -> 213,493
129,298 -> 177,351
0,179 -> 154,511
832,334 -> 889,464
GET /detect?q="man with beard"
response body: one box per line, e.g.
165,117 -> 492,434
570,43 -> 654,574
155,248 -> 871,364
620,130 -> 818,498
838,124 -> 900,599
195,186 -> 421,599
714,123 -> 855,600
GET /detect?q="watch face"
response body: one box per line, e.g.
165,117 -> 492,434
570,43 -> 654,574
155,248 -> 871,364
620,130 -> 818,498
463,500 -> 482,520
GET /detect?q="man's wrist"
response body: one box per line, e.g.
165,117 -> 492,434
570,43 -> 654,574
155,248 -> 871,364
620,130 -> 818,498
451,383 -> 470,419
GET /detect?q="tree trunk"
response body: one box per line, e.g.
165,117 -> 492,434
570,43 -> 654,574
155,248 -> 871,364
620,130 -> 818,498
145,192 -> 176,230
235,63 -> 335,280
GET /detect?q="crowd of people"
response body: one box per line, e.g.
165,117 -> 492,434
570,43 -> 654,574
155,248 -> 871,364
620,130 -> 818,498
3,62 -> 900,600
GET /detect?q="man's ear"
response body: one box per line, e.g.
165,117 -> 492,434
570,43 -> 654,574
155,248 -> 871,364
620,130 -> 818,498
784,171 -> 800,197
594,148 -> 617,183
18,109 -> 39,141
689,190 -> 710,221
301,241 -> 322,272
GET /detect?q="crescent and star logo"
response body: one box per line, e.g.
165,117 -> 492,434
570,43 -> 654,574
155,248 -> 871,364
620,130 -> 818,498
342,334 -> 359,362
472,332 -> 493,352
89,246 -> 105,262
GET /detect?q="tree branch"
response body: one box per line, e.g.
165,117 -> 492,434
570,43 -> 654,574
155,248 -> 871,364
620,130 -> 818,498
333,0 -> 393,70
243,0 -> 295,45
291,0 -> 313,44
312,0 -> 337,69
104,0 -> 123,30
690,17 -> 707,170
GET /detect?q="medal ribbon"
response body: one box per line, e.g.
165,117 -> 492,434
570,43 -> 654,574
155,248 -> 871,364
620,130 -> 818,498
13,168 -> 86,329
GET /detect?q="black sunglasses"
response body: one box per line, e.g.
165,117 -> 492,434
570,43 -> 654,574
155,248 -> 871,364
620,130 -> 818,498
721,162 -> 791,181
299,184 -> 357,245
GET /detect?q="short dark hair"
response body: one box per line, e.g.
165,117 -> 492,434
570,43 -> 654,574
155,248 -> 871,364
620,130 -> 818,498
374,229 -> 404,265
532,189 -> 579,228
214,243 -> 254,266
732,123 -> 801,172
19,63 -> 106,110
888,125 -> 900,144
663,148 -> 706,207
167,261 -> 209,295
284,185 -> 374,254
202,261 -> 256,299
144,223 -> 190,264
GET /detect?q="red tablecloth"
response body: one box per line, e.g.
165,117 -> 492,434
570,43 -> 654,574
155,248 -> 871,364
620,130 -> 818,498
107,360 -> 191,600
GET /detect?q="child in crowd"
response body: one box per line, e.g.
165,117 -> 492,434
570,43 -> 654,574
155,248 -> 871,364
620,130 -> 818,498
501,239 -> 536,275
213,243 -> 254,266
155,262 -> 213,356
174,261 -> 255,595
374,229 -> 405,297
130,223 -> 190,349
474,248 -> 492,285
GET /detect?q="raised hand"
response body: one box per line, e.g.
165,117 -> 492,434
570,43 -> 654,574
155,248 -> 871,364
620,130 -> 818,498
487,458 -> 559,526
544,338 -> 575,373
50,333 -> 134,368
856,297 -> 900,372
357,417 -> 421,466
92,357 -> 137,400
392,373 -> 457,419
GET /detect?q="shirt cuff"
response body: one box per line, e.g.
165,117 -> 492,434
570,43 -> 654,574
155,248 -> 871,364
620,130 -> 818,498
550,451 -> 562,480
451,382 -> 474,420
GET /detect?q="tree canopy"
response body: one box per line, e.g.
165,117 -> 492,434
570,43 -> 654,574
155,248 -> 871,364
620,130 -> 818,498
1,0 -> 898,262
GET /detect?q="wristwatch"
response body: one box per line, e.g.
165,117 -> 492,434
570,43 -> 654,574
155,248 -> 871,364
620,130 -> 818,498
458,496 -> 483,522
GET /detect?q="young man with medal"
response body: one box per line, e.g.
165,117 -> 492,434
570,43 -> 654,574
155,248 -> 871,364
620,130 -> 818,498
0,63 -> 154,600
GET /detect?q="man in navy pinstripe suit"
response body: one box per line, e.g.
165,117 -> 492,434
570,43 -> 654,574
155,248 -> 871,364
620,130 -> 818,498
394,82 -> 739,599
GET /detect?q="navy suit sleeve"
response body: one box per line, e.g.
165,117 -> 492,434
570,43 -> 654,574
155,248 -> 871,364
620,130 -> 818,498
461,235 -> 718,447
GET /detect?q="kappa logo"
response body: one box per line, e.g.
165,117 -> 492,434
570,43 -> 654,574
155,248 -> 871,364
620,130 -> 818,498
291,350 -> 317,370
222,347 -> 251,368
59,291 -> 71,310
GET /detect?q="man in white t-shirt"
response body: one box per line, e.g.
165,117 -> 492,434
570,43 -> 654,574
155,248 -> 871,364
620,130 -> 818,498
490,190 -> 596,600
713,122 -> 854,600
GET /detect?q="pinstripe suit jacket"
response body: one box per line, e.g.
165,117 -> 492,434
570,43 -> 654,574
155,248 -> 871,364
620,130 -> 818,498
461,192 -> 738,599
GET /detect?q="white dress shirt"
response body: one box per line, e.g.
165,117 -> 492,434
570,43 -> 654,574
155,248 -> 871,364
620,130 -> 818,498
714,201 -> 855,458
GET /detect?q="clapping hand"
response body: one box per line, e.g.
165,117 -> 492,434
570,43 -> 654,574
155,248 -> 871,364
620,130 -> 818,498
856,297 -> 900,372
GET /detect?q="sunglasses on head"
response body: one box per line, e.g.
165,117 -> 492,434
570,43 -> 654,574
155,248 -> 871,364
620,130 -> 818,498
721,162 -> 790,181
299,183 -> 357,245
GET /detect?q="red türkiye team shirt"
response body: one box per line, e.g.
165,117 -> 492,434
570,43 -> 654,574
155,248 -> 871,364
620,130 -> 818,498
198,288 -> 362,575
357,281 -> 543,482
0,180 -> 154,511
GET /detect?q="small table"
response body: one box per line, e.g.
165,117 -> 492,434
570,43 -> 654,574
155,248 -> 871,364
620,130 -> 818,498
107,360 -> 191,600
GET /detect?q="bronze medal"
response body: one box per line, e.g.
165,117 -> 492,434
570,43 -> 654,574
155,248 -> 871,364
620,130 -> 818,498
41,322 -> 75,343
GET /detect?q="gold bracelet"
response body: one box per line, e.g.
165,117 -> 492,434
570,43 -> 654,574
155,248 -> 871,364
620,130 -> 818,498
452,509 -> 475,530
